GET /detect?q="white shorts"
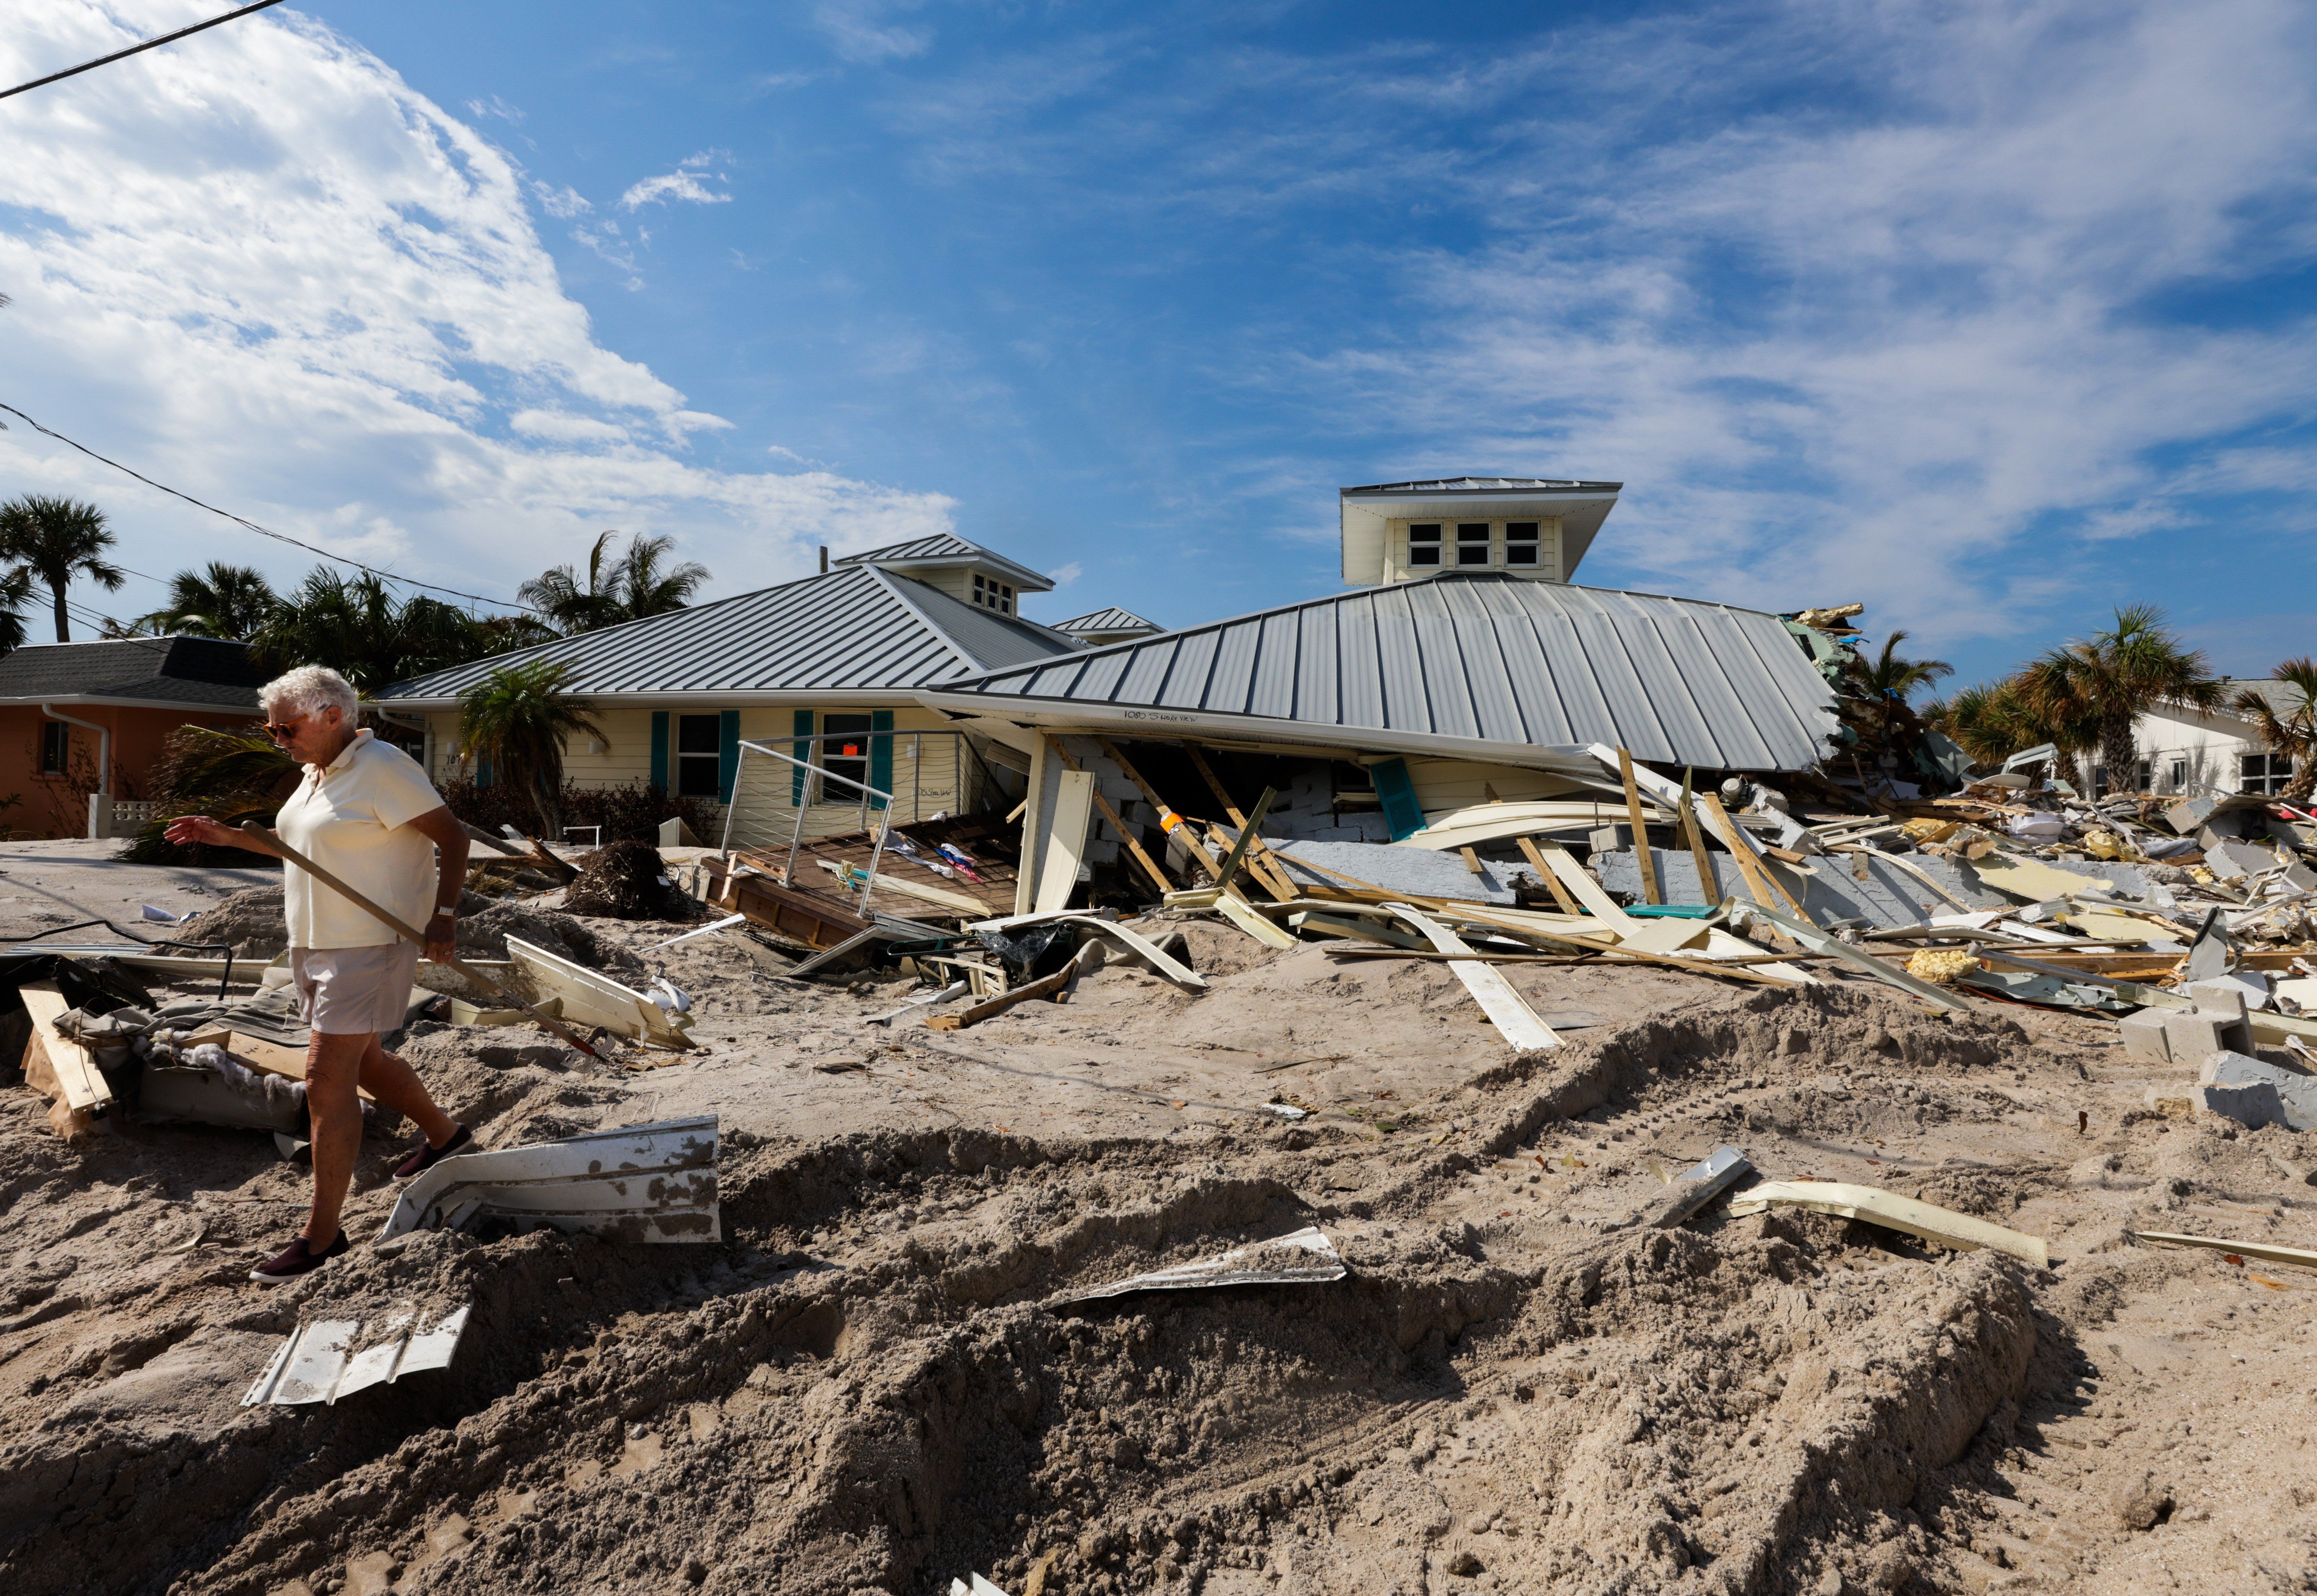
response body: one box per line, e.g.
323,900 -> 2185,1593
290,943 -> 423,1036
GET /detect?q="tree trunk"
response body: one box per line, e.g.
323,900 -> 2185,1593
2285,751 -> 2317,805
2054,749 -> 2085,791
2100,715 -> 2138,796
49,582 -> 69,643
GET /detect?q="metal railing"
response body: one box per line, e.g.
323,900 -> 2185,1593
718,731 -> 1007,920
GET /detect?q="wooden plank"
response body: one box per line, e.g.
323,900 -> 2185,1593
816,858 -> 985,916
1045,735 -> 1176,898
1215,893 -> 1298,950
1288,911 -> 1430,949
1533,841 -> 1642,935
1381,904 -> 1559,1050
1515,835 -> 1583,915
1617,747 -> 1661,905
927,942 -> 1101,1030
1458,845 -> 1485,876
18,981 -> 111,1112
1207,787 -> 1278,895
1727,1181 -> 2047,1269
1180,746 -> 1301,900
1094,734 -> 1236,890
1014,734 -> 1048,916
1697,792 -> 1809,920
1679,766 -> 1720,903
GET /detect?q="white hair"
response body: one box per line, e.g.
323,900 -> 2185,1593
260,665 -> 359,722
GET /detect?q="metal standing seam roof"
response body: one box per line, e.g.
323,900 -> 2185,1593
830,533 -> 1054,592
375,565 -> 1085,706
920,572 -> 1841,772
1056,607 -> 1159,634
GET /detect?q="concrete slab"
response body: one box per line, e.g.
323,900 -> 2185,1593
2198,1049 -> 2317,1132
2118,1008 -> 2173,1065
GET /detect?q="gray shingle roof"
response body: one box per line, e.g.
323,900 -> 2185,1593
376,566 -> 1083,705
832,534 -> 1053,592
0,636 -> 267,709
923,573 -> 1839,772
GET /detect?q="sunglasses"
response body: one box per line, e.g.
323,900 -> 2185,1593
262,717 -> 308,741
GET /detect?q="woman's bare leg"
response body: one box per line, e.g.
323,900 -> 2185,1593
303,1031 -> 370,1245
357,1038 -> 459,1148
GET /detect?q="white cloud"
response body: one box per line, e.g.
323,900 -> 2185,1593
813,0 -> 933,65
0,2 -> 952,619
620,151 -> 734,210
465,94 -> 524,123
1048,561 -> 1083,586
532,181 -> 592,218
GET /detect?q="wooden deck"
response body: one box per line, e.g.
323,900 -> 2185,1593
706,814 -> 1022,952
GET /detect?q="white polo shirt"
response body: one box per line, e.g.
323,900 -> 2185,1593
276,729 -> 446,949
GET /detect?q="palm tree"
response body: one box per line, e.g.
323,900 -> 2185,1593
0,567 -> 32,653
2232,659 -> 2317,803
140,561 -> 278,640
1925,677 -> 2101,787
518,531 -> 710,636
611,532 -> 709,621
2016,605 -> 2221,794
518,531 -> 625,635
1851,630 -> 1953,702
253,569 -> 492,694
455,660 -> 602,836
0,495 -> 125,642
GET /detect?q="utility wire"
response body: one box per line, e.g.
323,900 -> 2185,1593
0,401 -> 538,613
0,0 -> 293,102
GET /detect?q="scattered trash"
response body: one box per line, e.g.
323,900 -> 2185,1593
1050,1225 -> 1345,1306
377,1117 -> 720,1245
242,1301 -> 472,1406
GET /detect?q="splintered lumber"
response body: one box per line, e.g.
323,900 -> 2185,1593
1094,735 -> 1243,889
1208,788 -> 1278,895
1679,767 -> 1720,902
1740,903 -> 1970,1012
1532,840 -> 1641,935
1514,835 -> 1583,914
1696,791 -> 1807,919
1617,748 -> 1662,905
1441,910 -> 1803,989
1381,902 -> 1560,1050
2129,1231 -> 2317,1273
926,940 -> 1102,1030
1290,911 -> 1431,949
17,981 -> 112,1113
1726,1181 -> 2049,1269
1215,892 -> 1297,949
1182,747 -> 1301,900
816,858 -> 987,916
1044,736 -> 1174,899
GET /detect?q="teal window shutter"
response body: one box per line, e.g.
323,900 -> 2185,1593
649,712 -> 669,791
477,757 -> 494,789
717,710 -> 741,803
791,710 -> 813,805
868,710 -> 893,811
1371,757 -> 1424,841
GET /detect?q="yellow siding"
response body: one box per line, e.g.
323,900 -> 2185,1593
1403,757 -> 1589,816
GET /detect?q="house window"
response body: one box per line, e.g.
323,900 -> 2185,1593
1505,521 -> 1540,566
820,713 -> 873,800
2169,758 -> 2187,789
674,714 -> 723,799
1407,524 -> 1442,567
38,721 -> 68,775
1456,523 -> 1492,565
2242,752 -> 2296,795
969,575 -> 1016,614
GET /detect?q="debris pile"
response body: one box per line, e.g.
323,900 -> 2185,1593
563,840 -> 694,922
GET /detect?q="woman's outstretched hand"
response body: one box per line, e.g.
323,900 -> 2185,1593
163,814 -> 236,849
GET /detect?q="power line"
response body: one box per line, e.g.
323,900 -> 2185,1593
0,0 -> 293,103
0,401 -> 538,614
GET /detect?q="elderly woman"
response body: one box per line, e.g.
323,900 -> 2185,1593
167,665 -> 474,1284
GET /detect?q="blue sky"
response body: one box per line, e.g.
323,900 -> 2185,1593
2,0 -> 2314,690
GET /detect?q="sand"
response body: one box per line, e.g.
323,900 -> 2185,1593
2,848 -> 2315,1595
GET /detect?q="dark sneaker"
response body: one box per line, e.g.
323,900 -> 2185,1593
249,1230 -> 348,1285
394,1123 -> 473,1180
